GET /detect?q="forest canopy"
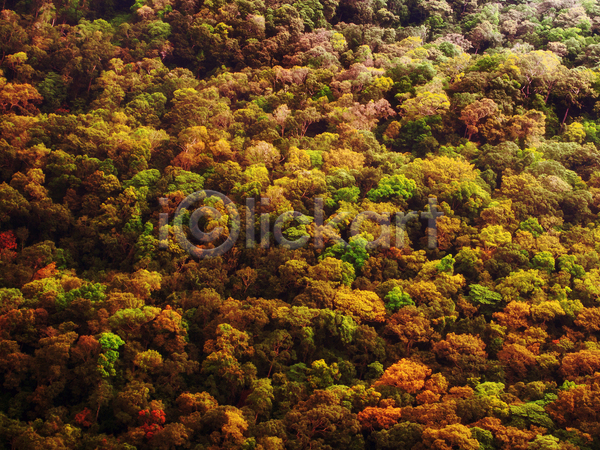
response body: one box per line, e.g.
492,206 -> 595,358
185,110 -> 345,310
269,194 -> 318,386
2,0 -> 600,449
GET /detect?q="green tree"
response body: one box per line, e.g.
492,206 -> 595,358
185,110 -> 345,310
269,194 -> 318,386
97,332 -> 125,377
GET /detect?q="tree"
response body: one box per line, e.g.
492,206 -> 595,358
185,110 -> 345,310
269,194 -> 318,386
333,287 -> 387,323
400,91 -> 450,123
574,307 -> 600,332
460,98 -> 498,140
467,284 -> 502,308
370,422 -> 423,450
358,406 -> 402,431
500,50 -> 562,101
546,381 -> 600,435
500,172 -> 560,220
493,301 -> 531,330
420,424 -> 480,450
0,82 -> 43,114
506,110 -> 546,146
98,332 -> 125,378
197,406 -> 250,447
496,269 -> 545,303
0,339 -> 32,389
433,333 -> 487,366
284,391 -> 361,449
367,174 -> 417,203
555,67 -> 597,124
384,287 -> 415,313
202,323 -> 256,399
432,333 -> 488,383
531,301 -> 565,324
375,359 -> 432,394
497,343 -> 536,380
468,21 -> 503,52
0,183 -> 30,224
479,225 -> 512,249
247,378 -> 274,420
323,148 -> 365,171
560,350 -> 600,378
385,306 -> 436,353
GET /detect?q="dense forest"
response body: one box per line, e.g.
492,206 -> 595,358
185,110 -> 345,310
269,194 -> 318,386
2,0 -> 600,448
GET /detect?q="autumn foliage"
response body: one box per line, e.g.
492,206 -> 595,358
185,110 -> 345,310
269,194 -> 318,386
1,0 -> 600,448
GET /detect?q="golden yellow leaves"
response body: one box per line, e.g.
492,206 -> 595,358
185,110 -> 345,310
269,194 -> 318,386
400,91 -> 451,123
323,148 -> 365,171
333,287 -> 386,323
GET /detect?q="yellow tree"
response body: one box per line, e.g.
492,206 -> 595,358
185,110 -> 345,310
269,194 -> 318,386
323,148 -> 365,172
530,301 -> 565,324
574,307 -> 600,332
401,155 -> 487,216
500,50 -> 562,100
479,225 -> 512,250
400,91 -> 450,123
496,269 -> 545,303
437,52 -> 471,82
0,80 -> 43,114
421,424 -> 480,450
333,287 -> 387,323
506,110 -> 546,146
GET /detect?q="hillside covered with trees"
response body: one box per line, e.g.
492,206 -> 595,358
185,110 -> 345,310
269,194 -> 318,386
2,0 -> 600,448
